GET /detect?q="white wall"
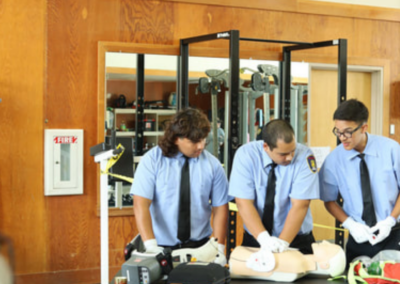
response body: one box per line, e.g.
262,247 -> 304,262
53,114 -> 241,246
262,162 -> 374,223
106,52 -> 309,78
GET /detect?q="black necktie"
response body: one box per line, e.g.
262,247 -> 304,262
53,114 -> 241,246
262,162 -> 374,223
262,162 -> 277,235
358,154 -> 377,226
178,156 -> 191,242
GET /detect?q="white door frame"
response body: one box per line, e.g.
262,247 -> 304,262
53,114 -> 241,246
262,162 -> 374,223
308,63 -> 384,142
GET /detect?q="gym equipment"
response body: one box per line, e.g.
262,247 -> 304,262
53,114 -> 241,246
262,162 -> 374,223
258,64 -> 280,123
238,66 -> 274,142
198,77 -> 210,94
198,69 -> 229,159
290,84 -> 308,144
250,72 -> 263,92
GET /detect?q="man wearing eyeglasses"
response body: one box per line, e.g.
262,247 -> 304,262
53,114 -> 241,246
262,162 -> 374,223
319,99 -> 400,263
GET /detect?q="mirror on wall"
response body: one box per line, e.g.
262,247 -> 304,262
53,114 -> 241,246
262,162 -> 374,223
104,51 -> 179,209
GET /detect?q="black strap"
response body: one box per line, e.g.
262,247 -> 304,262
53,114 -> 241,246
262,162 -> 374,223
262,162 -> 277,235
178,156 -> 191,242
161,237 -> 210,250
358,154 -> 377,226
156,249 -> 173,275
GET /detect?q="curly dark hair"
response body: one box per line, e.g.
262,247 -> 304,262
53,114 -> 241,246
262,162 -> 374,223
159,108 -> 211,157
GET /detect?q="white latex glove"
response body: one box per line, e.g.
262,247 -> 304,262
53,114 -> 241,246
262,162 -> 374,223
144,239 -> 164,255
342,217 -> 372,244
257,231 -> 272,250
246,247 -> 275,272
213,244 -> 227,266
268,236 -> 289,253
257,231 -> 289,253
369,216 -> 396,245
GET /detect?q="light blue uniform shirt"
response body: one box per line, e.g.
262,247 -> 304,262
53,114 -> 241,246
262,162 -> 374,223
228,140 -> 319,237
131,146 -> 229,246
319,133 -> 400,224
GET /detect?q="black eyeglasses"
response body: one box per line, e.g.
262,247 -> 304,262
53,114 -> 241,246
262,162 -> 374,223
332,123 -> 363,139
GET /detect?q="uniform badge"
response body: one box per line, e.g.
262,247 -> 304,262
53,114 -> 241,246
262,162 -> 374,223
307,155 -> 318,173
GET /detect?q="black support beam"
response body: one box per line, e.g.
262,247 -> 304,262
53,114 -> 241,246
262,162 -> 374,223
135,54 -> 145,156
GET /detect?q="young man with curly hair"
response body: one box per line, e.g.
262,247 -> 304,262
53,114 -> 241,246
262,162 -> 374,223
131,108 -> 229,265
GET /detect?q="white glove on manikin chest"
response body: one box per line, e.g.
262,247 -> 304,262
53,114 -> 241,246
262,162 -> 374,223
257,231 -> 289,253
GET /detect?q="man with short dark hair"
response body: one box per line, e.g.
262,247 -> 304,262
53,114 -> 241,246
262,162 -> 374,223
131,108 -> 229,265
229,119 -> 319,254
319,99 -> 400,263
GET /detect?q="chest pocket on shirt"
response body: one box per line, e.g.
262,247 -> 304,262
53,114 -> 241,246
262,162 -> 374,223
376,165 -> 395,185
155,166 -> 177,202
196,164 -> 213,204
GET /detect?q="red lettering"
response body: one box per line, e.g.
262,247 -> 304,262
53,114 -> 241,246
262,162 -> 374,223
53,136 -> 78,144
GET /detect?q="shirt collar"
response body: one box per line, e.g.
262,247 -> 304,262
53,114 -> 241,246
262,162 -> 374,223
345,133 -> 378,160
261,142 -> 274,168
175,152 -> 200,162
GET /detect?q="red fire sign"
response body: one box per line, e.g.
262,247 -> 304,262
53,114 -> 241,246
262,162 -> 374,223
54,136 -> 78,144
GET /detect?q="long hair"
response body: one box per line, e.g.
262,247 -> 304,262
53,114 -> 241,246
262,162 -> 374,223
159,108 -> 210,157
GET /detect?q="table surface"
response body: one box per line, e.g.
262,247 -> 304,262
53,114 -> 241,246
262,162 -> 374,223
230,275 -> 345,284
112,270 -> 346,284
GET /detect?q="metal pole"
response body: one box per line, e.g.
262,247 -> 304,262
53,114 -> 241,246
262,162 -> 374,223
100,159 -> 109,284
179,41 -> 189,110
227,30 -> 240,259
337,39 -> 348,105
135,54 -> 145,156
335,39 -> 348,248
211,93 -> 219,157
281,50 -> 291,122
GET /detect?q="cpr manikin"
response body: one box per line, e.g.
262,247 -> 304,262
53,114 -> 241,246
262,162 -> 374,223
229,241 -> 346,282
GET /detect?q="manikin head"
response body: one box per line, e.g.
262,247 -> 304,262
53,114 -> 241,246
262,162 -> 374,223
312,241 -> 346,277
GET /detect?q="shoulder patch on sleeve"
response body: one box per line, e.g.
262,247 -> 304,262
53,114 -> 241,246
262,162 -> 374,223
307,155 -> 318,173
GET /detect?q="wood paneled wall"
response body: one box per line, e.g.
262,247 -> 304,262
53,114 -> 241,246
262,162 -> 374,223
0,0 -> 399,283
0,0 -> 47,277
